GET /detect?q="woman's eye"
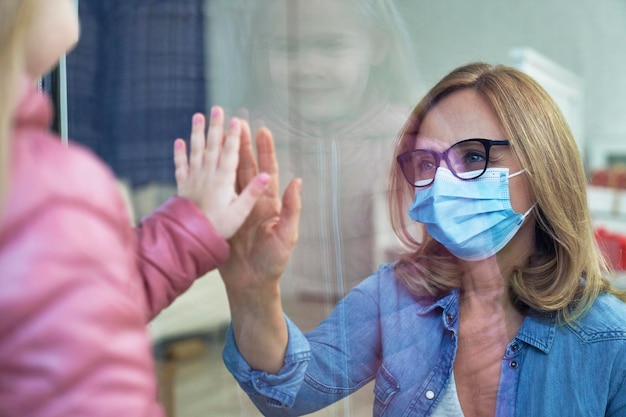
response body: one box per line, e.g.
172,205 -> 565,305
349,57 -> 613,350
463,152 -> 485,164
419,160 -> 435,172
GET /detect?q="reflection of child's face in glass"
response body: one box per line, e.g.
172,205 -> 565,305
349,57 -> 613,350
262,0 -> 380,123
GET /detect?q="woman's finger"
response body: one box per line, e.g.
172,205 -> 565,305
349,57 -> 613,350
278,177 -> 302,247
236,119 -> 260,193
255,127 -> 280,199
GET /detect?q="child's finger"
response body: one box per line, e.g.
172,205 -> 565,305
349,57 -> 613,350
219,118 -> 242,187
222,173 -> 271,238
173,138 -> 189,184
189,113 -> 206,172
206,106 -> 224,170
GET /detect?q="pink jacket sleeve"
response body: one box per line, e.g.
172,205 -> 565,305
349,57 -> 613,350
134,195 -> 229,321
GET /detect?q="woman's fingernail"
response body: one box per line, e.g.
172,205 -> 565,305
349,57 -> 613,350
193,114 -> 203,125
229,118 -> 239,129
211,106 -> 221,118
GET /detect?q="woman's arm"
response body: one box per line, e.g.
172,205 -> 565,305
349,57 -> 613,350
223,276 -> 383,415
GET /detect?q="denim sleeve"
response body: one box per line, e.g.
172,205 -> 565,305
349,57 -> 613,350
222,315 -> 311,409
222,271 -> 386,415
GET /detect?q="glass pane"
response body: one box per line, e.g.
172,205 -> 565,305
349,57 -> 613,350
59,0 -> 626,415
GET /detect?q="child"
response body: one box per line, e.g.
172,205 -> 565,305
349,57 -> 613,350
0,1 -> 268,415
243,0 -> 421,309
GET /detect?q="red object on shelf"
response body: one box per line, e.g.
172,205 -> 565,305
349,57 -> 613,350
618,235 -> 626,271
590,170 -> 610,187
594,227 -> 626,271
590,166 -> 626,189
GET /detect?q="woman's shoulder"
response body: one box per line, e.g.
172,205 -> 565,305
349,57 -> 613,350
567,292 -> 626,338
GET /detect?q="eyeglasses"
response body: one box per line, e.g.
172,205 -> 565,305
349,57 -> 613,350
397,138 -> 510,187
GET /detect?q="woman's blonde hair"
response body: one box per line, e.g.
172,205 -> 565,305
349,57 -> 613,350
0,0 -> 37,206
389,62 -> 626,324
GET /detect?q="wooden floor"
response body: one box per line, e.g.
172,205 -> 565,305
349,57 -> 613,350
155,297 -> 375,417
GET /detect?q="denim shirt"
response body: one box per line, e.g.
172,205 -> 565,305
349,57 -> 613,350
223,263 -> 626,416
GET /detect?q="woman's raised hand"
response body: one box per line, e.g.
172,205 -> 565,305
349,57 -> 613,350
218,119 -> 302,373
219,119 -> 302,290
173,106 -> 270,239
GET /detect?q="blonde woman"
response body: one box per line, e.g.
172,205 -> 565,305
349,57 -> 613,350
0,0 -> 268,415
220,62 -> 626,416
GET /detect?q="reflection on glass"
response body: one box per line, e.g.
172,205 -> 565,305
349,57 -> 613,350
242,0 -> 419,309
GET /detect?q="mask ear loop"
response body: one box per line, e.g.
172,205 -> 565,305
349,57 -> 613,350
522,203 -> 537,218
507,168 -> 536,221
508,168 -> 526,179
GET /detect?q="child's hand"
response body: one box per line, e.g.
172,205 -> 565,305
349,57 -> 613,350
173,106 -> 270,239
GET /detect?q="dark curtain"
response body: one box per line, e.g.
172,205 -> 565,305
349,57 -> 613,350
66,0 -> 207,187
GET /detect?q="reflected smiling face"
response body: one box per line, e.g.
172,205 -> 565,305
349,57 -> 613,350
261,0 -> 381,123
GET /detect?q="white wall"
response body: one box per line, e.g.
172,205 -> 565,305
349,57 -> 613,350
396,0 -> 626,169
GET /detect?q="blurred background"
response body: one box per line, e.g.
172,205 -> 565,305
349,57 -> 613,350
49,0 -> 626,415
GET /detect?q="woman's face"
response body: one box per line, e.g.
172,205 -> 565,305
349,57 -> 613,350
259,0 -> 380,123
415,89 -> 536,258
24,0 -> 80,78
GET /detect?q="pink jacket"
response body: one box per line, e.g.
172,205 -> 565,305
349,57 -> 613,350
0,83 -> 229,416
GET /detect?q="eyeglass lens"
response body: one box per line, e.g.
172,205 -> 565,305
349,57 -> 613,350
398,139 -> 494,187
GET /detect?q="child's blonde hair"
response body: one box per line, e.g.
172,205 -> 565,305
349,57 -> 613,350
0,0 -> 37,205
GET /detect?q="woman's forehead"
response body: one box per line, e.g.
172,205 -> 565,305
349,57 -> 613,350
416,90 -> 505,147
413,135 -> 453,151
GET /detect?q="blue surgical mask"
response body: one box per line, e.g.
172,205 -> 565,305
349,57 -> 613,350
408,167 -> 535,261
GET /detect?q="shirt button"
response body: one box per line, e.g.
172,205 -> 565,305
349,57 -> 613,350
425,390 -> 435,400
445,313 -> 454,322
509,361 -> 518,369
511,343 -> 519,352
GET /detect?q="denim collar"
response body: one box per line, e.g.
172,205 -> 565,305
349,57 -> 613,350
414,289 -> 459,316
515,311 -> 557,354
415,289 -> 556,354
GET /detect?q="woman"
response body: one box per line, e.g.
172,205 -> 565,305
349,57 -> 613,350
219,62 -> 626,416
